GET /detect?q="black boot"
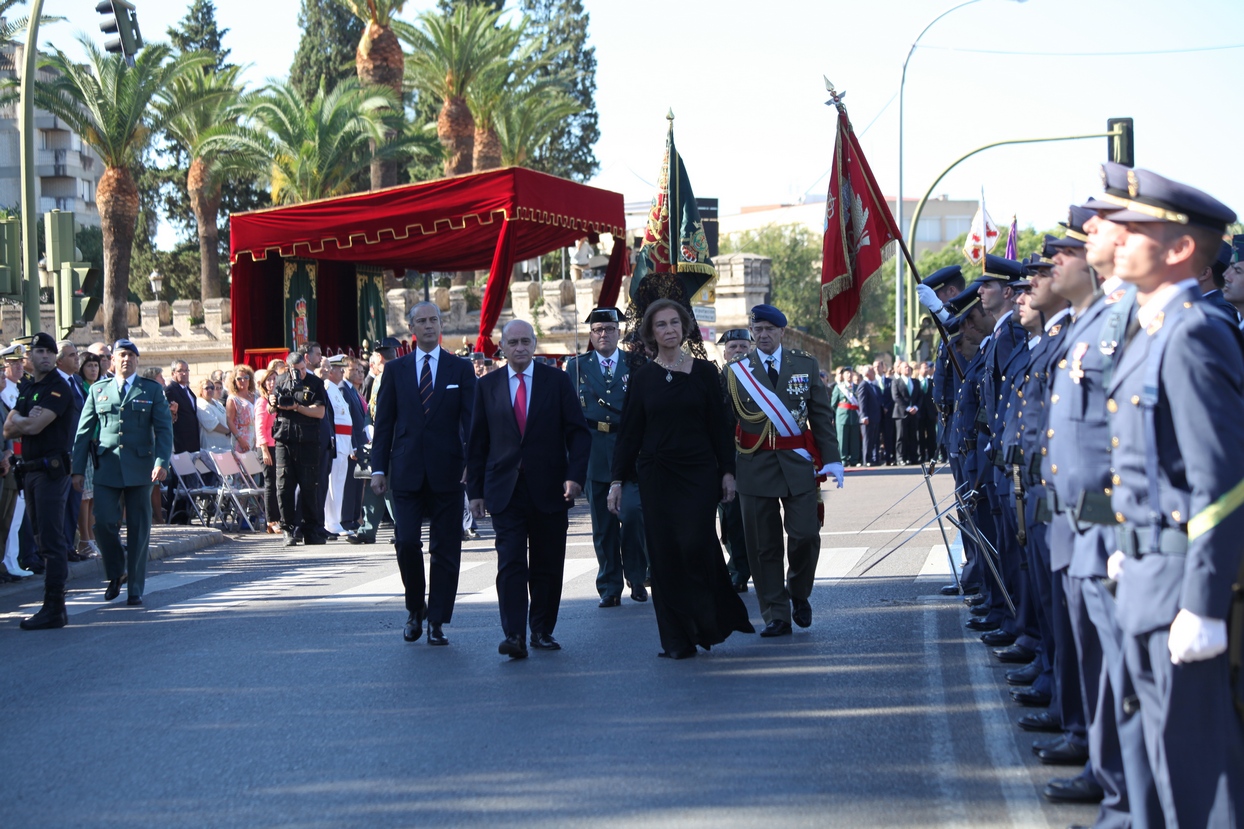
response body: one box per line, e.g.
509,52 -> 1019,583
20,588 -> 68,630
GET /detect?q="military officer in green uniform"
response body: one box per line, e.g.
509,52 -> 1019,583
71,339 -> 173,606
566,307 -> 648,606
728,305 -> 843,637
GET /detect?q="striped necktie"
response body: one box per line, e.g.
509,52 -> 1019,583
419,355 -> 433,414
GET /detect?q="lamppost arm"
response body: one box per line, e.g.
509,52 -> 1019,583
18,0 -> 45,335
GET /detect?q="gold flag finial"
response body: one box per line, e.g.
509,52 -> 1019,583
666,108 -> 674,121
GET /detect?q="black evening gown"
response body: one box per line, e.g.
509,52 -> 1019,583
612,359 -> 755,654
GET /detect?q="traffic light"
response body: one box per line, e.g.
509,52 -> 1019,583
57,262 -> 101,337
1107,117 -> 1134,168
44,209 -> 75,273
0,216 -> 21,301
96,0 -> 143,62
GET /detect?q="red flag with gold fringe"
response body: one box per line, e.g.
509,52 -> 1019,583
820,104 -> 901,336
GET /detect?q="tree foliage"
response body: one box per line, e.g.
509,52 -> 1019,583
721,224 -> 825,332
289,0 -> 365,103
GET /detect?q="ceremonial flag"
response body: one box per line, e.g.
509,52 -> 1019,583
962,190 -> 1000,265
1004,215 -> 1018,260
820,104 -> 901,336
629,115 -> 715,306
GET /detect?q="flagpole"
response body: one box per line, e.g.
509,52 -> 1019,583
667,109 -> 676,278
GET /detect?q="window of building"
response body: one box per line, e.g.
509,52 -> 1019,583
944,216 -> 973,239
79,178 -> 93,204
915,218 -> 941,243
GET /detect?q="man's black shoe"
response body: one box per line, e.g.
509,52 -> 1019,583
403,611 -> 424,642
104,578 -> 122,601
1031,735 -> 1065,754
1042,775 -> 1104,803
980,630 -> 1016,646
303,534 -> 327,546
126,596 -> 143,607
1011,687 -> 1052,707
1006,661 -> 1041,686
993,644 -> 1036,663
791,597 -> 812,628
598,595 -> 621,608
530,632 -> 561,650
965,593 -> 987,607
19,590 -> 67,630
965,617 -> 999,632
283,531 -> 298,547
427,623 -> 447,646
463,529 -> 479,540
759,619 -> 792,638
1037,739 -> 1090,766
498,635 -> 528,659
346,534 -> 374,545
969,604 -> 990,617
1017,711 -> 1062,733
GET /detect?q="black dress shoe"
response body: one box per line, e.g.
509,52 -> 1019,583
759,619 -> 792,638
1006,661 -> 1041,686
630,586 -> 648,602
980,630 -> 1017,646
283,531 -> 298,547
530,632 -> 561,650
1042,775 -> 1104,804
598,595 -> 621,608
1011,687 -> 1053,707
939,583 -> 962,596
1031,735 -> 1065,754
104,578 -> 122,601
993,644 -> 1037,663
658,646 -> 696,659
346,533 -> 374,544
303,534 -> 326,545
462,528 -> 479,540
498,635 -> 528,659
427,623 -> 447,646
1037,739 -> 1090,766
1017,711 -> 1062,732
126,596 -> 143,607
403,611 -> 424,642
965,593 -> 988,607
791,597 -> 812,628
732,581 -> 748,593
965,617 -> 999,632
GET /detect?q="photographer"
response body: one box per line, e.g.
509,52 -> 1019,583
270,350 -> 327,546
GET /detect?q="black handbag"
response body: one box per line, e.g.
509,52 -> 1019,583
352,445 -> 373,479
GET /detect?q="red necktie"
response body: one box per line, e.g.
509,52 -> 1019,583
514,371 -> 527,436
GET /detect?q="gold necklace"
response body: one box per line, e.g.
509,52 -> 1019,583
654,351 -> 685,382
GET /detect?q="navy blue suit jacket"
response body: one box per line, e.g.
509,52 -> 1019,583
858,381 -> 882,421
467,362 -> 591,514
370,349 -> 476,493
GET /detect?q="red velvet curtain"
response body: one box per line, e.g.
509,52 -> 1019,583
475,218 -> 517,356
598,239 -> 631,309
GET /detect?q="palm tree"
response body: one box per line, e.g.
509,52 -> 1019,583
34,38 -> 215,341
495,89 -> 582,168
159,64 -> 254,304
396,3 -> 523,177
201,77 -> 416,206
334,0 -> 407,189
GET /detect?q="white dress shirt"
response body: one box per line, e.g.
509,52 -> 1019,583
415,345 -> 442,387
508,362 -> 534,406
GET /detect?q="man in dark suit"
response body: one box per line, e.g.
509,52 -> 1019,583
163,359 -> 199,524
55,341 -> 88,562
467,319 -> 590,659
873,360 -> 895,464
890,361 -> 923,465
915,362 -> 938,463
371,302 -> 476,647
857,365 -> 882,466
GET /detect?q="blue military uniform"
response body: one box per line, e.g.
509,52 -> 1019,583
566,308 -> 647,604
1102,168 -> 1244,827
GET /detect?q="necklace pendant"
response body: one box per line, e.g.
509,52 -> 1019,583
665,371 -> 673,382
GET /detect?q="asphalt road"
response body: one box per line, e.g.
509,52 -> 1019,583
0,466 -> 1097,828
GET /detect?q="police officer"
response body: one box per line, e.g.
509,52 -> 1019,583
1100,167 -> 1244,827
5,333 -> 74,628
566,307 -> 648,607
270,349 -> 328,546
717,328 -> 753,592
70,339 -> 173,607
729,304 -> 843,637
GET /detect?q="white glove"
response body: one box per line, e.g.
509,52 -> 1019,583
917,284 -> 952,323
1106,550 -> 1126,581
1168,608 -> 1228,664
820,462 -> 845,489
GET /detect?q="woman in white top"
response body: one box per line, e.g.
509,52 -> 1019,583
225,364 -> 257,455
196,377 -> 233,453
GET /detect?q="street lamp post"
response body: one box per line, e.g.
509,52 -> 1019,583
149,269 -> 163,306
895,0 -> 1026,358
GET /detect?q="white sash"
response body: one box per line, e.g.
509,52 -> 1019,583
729,360 -> 812,462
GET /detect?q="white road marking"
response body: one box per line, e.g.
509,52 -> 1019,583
65,571 -> 228,616
814,547 -> 870,584
921,601 -> 972,828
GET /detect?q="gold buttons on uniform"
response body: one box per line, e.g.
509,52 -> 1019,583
1051,394 -> 1059,403
1059,360 -> 1067,369
1104,487 -> 1112,496
1112,474 -> 1121,486
1172,510 -> 1182,522
1111,437 -> 1120,447
1115,512 -> 1125,523
1047,429 -> 1055,438
1051,464 -> 1058,473
1041,447 -> 1047,455
1131,395 -> 1140,406
1183,302 -> 1192,308
1106,399 -> 1118,413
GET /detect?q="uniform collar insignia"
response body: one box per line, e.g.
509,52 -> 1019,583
1146,311 -> 1165,336
1048,323 -> 1062,336
1105,288 -> 1126,305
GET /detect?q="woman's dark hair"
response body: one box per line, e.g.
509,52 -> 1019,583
78,352 -> 100,380
639,298 -> 694,355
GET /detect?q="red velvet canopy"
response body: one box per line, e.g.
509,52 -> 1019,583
229,167 -> 627,365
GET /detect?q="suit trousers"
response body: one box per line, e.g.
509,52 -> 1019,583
392,481 -> 464,625
24,469 -> 70,592
739,488 -> 820,624
894,414 -> 918,464
586,479 -> 647,598
491,473 -> 569,639
1055,567 -> 1088,743
357,484 -> 393,541
276,442 -> 324,536
719,498 -> 750,586
94,481 -> 154,598
862,420 -> 881,465
63,484 -> 82,555
1124,628 -> 1244,829
1024,514 -> 1055,698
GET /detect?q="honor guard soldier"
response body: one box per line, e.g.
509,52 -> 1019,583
70,339 -> 173,607
717,328 -> 753,591
6,333 -> 74,628
915,264 -> 969,464
728,304 -> 842,637
566,307 -> 648,607
1097,167 -> 1244,827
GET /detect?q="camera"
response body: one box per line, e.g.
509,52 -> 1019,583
277,391 -> 296,408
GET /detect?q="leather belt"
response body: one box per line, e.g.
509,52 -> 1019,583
585,419 -> 613,433
334,424 -> 353,436
1116,524 -> 1189,558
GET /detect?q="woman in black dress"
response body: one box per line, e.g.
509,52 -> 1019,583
608,299 -> 754,659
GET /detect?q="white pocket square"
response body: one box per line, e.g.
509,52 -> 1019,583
446,384 -> 459,389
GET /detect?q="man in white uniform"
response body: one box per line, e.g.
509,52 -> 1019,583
322,355 -> 353,536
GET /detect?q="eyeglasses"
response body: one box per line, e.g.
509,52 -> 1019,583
204,385 -> 217,391
590,326 -> 618,335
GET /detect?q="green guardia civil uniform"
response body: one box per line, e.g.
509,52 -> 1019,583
565,349 -> 648,598
71,372 -> 173,600
729,345 -> 840,625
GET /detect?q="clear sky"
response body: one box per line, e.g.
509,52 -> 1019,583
36,0 -> 1244,247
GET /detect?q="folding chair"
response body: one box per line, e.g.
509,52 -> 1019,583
208,451 -> 265,532
168,452 -> 217,526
